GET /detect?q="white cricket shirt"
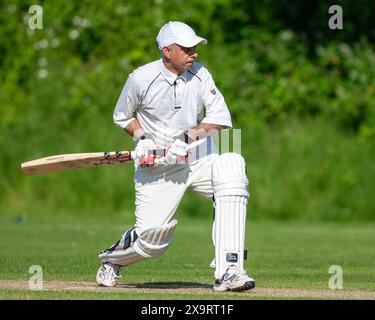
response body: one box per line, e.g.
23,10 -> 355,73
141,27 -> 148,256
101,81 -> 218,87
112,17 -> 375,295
113,59 -> 232,151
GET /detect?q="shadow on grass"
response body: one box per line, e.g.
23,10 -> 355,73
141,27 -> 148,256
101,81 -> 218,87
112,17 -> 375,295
122,282 -> 212,289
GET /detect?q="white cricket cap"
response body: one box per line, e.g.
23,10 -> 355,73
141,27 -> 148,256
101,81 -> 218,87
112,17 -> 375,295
156,21 -> 208,50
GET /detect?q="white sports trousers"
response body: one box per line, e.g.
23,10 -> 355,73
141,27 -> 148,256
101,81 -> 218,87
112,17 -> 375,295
134,153 -> 219,235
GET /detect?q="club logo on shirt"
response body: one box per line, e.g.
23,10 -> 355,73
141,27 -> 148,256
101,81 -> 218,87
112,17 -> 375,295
210,89 -> 216,95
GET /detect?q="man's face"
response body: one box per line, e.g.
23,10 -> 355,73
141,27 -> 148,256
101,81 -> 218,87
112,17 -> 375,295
163,44 -> 198,74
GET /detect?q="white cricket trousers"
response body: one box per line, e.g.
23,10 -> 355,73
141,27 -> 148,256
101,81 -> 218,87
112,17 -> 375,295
133,153 -> 219,235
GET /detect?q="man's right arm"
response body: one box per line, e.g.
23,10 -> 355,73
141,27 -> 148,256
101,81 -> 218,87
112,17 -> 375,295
113,72 -> 143,139
124,118 -> 146,141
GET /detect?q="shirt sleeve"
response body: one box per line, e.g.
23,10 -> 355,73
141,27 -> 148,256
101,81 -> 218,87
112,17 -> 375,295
200,68 -> 232,128
113,72 -> 140,129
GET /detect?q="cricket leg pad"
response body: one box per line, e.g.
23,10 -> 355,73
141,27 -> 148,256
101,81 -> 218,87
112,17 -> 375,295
98,219 -> 178,266
212,153 -> 249,280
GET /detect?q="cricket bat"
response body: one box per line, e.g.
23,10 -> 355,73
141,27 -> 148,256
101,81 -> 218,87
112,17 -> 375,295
21,149 -> 166,176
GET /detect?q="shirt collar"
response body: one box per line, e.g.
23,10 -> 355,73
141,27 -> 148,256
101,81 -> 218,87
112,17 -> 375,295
159,59 -> 188,84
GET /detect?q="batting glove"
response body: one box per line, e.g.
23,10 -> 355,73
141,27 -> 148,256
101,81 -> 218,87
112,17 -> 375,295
159,138 -> 188,165
166,138 -> 189,157
135,138 -> 157,159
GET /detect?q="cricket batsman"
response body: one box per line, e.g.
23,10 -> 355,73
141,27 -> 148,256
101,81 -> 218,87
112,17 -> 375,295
96,21 -> 255,292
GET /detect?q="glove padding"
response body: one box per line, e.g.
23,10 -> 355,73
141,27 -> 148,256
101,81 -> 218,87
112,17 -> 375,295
135,138 -> 157,159
135,137 -> 191,167
135,138 -> 174,167
167,138 -> 189,157
161,138 -> 188,165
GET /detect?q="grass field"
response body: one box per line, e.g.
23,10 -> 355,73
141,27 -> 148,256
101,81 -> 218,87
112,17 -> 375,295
0,214 -> 374,300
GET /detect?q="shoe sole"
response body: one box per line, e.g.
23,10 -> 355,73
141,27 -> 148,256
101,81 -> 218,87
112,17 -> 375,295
230,280 -> 256,292
96,278 -> 117,288
213,280 -> 256,292
97,283 -> 116,288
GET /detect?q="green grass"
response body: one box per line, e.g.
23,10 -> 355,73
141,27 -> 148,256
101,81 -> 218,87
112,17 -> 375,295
0,214 -> 374,299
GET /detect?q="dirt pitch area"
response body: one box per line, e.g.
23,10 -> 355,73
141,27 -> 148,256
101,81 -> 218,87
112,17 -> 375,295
1,280 -> 374,299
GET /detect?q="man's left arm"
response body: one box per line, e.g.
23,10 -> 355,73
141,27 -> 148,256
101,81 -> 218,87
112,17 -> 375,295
167,67 -> 232,159
188,67 -> 232,140
187,123 -> 229,141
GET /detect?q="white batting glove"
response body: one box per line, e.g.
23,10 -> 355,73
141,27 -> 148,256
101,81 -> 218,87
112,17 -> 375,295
159,138 -> 188,165
135,138 -> 157,159
167,138 -> 189,157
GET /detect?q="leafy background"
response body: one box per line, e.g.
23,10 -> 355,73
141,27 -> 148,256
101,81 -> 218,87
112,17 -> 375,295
1,0 -> 374,221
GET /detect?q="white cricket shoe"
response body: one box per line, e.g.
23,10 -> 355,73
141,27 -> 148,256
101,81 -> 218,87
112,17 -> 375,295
213,265 -> 255,292
96,263 -> 121,287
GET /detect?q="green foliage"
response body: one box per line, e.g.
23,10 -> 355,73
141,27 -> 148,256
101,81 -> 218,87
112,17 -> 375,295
203,34 -> 375,138
1,1 -> 374,221
208,0 -> 375,47
1,1 -> 374,134
243,117 -> 375,222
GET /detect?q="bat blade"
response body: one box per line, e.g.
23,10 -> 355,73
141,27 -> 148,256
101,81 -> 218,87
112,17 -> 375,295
21,151 -> 134,176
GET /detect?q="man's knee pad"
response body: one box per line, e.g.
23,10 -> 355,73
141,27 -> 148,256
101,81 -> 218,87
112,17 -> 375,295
134,219 -> 178,258
212,153 -> 249,279
98,219 -> 178,267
